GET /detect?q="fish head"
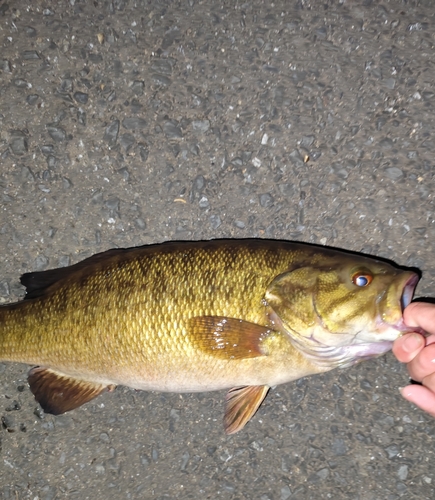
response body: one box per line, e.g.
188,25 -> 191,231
264,251 -> 420,368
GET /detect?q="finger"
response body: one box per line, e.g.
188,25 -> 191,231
392,333 -> 425,363
404,302 -> 435,332
400,385 -> 435,418
405,343 -> 435,382
423,371 -> 435,393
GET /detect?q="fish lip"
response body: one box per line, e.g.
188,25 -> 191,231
387,273 -> 426,337
401,273 -> 419,312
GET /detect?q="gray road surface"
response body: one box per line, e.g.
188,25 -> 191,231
1,0 -> 435,498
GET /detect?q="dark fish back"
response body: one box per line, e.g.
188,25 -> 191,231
19,239 -> 301,300
20,248 -> 133,299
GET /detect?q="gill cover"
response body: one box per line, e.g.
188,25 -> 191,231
265,266 -> 321,335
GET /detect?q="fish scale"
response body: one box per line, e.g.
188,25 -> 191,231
0,239 -> 419,433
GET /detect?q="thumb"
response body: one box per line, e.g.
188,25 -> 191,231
392,333 -> 425,363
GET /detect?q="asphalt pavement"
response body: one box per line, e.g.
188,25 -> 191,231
1,0 -> 435,498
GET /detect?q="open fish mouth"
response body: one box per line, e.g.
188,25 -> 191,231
401,273 -> 419,312
394,273 -> 427,337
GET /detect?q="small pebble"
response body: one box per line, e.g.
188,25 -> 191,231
379,137 -> 394,149
385,167 -> 403,181
77,109 -> 86,126
117,167 -> 130,181
122,117 -> 147,130
191,175 -> 205,197
279,183 -> 296,197
89,53 -> 103,64
34,255 -> 49,271
2,415 -> 17,432
135,218 -> 146,230
25,26 -> 37,37
73,91 -> 89,104
62,177 -> 73,189
9,131 -> 28,155
163,120 -> 183,139
46,124 -> 66,142
289,149 -> 304,167
21,166 -> 35,181
199,196 -> 209,208
22,50 -> 40,60
131,80 -> 144,95
385,444 -> 399,459
384,78 -> 396,89
26,94 -> 39,104
331,438 -> 348,456
5,400 -> 21,411
103,120 -> 120,145
151,59 -> 174,74
119,133 -> 135,151
152,74 -> 172,86
41,144 -> 55,156
209,214 -> 221,229
1,59 -> 12,72
14,79 -> 30,88
192,120 -> 210,133
60,78 -> 73,93
137,143 -> 149,161
259,193 -> 274,208
397,465 -> 409,481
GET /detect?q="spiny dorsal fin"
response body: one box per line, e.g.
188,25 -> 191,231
224,385 -> 270,434
28,367 -> 113,415
20,248 -> 133,299
187,316 -> 271,359
20,241 -> 199,298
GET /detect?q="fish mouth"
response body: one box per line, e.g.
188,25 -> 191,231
390,272 -> 426,336
387,273 -> 429,337
401,273 -> 419,312
372,271 -> 424,339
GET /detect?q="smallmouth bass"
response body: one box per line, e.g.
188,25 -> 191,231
0,239 -> 419,433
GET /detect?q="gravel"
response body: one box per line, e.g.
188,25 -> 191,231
1,0 -> 435,499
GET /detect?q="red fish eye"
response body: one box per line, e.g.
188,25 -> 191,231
352,272 -> 373,287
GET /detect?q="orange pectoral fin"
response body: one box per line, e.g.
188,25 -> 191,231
224,385 -> 270,434
187,316 -> 271,360
28,367 -> 114,415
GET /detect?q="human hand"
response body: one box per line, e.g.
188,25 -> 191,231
392,302 -> 435,417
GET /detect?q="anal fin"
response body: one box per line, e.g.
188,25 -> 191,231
28,367 -> 114,415
224,385 -> 270,435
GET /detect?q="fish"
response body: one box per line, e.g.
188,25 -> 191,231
0,239 -> 420,434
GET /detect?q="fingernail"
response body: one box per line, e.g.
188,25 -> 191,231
399,386 -> 411,398
402,333 -> 424,353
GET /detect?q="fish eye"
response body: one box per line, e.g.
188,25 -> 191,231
351,272 -> 373,287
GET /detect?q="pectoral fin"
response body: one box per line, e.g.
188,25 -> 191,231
187,316 -> 271,359
28,367 -> 114,415
224,385 -> 270,434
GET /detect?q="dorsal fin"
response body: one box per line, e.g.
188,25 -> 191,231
20,248 -> 131,299
20,240 -> 198,300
